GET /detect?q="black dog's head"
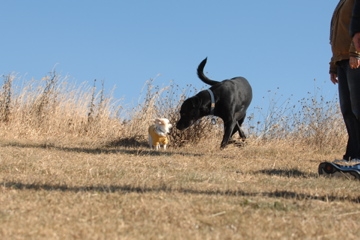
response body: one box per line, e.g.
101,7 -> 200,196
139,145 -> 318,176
176,96 -> 206,130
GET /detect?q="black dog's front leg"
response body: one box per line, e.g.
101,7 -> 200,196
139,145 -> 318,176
220,121 -> 237,149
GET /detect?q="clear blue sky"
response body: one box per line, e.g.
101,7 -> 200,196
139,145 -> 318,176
2,1 -> 339,120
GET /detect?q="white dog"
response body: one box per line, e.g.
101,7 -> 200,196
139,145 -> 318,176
148,118 -> 172,150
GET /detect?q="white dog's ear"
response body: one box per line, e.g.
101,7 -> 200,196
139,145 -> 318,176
155,118 -> 163,125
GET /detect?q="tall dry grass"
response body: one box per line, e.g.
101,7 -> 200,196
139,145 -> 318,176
0,72 -> 124,144
0,73 -> 356,239
0,73 -> 346,152
247,84 -> 346,152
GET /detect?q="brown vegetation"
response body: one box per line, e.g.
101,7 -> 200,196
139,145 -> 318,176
0,73 -> 358,239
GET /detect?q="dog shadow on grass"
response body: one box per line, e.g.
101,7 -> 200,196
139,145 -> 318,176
1,138 -> 203,157
1,180 -> 359,204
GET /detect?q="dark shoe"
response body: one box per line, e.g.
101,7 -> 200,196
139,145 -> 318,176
318,162 -> 360,180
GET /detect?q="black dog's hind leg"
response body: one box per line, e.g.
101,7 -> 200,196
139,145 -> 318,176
221,121 -> 237,149
231,118 -> 246,139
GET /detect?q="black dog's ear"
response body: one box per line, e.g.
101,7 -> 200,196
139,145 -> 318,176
190,96 -> 202,108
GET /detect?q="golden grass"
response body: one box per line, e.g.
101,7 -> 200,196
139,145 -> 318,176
0,73 -> 358,239
1,139 -> 360,239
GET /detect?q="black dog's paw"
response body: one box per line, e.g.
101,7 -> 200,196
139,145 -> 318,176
226,139 -> 247,148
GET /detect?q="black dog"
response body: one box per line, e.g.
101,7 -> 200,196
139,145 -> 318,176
176,58 -> 252,148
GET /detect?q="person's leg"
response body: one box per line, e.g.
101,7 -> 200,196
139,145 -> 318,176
346,62 -> 360,159
337,60 -> 360,160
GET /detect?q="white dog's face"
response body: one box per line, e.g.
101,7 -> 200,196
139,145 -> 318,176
155,118 -> 172,135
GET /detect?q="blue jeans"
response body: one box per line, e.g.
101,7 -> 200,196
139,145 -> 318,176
337,60 -> 360,160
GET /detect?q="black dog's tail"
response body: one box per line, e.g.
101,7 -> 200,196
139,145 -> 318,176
197,57 -> 220,86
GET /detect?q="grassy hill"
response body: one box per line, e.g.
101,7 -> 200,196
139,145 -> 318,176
0,73 -> 359,239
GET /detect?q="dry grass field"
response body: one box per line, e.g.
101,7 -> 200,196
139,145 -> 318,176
0,74 -> 360,239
